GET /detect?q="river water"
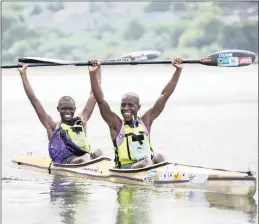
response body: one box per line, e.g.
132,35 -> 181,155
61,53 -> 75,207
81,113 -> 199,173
2,64 -> 258,224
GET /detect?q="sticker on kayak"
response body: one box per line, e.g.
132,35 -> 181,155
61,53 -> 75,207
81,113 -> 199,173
158,166 -> 183,181
173,170 -> 182,180
158,166 -> 175,181
143,176 -> 155,184
143,169 -> 156,183
81,166 -> 100,174
180,167 -> 212,184
147,169 -> 157,177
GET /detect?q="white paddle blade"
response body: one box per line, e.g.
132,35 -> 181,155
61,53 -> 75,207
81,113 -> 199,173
18,57 -> 73,65
114,50 -> 161,62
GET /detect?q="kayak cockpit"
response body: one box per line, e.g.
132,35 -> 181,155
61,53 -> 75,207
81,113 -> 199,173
109,161 -> 172,173
52,156 -> 112,168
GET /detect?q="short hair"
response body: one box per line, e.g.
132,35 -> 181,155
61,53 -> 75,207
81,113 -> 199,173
58,96 -> 75,106
122,92 -> 140,105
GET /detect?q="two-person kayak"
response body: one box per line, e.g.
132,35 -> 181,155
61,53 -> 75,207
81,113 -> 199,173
12,156 -> 256,197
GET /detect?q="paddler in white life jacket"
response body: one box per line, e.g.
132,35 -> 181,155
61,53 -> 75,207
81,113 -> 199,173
17,63 -> 103,164
88,58 -> 183,169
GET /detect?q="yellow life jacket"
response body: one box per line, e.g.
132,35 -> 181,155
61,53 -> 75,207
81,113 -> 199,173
59,118 -> 91,154
113,118 -> 154,167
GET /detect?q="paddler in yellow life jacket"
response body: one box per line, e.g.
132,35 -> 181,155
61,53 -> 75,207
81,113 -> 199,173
88,57 -> 183,169
17,63 -> 103,164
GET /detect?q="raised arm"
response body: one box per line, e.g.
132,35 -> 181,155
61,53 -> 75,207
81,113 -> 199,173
18,64 -> 56,138
142,58 -> 183,128
78,67 -> 102,122
88,59 -> 121,135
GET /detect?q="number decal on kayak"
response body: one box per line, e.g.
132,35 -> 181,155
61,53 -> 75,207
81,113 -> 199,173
143,169 -> 157,183
143,176 -> 155,183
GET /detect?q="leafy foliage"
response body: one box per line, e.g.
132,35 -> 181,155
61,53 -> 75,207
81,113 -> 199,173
1,2 -> 258,64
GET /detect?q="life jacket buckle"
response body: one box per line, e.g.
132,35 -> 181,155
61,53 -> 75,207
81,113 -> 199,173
71,126 -> 83,133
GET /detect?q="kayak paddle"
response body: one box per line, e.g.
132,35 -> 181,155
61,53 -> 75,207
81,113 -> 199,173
71,49 -> 255,67
1,50 -> 161,69
1,49 -> 256,68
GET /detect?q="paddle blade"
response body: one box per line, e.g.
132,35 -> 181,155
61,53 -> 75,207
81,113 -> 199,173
200,50 -> 256,67
1,63 -> 64,69
114,50 -> 161,62
18,57 -> 73,65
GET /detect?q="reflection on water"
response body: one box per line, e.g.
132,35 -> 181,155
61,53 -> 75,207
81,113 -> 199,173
49,176 -> 258,224
116,185 -> 152,224
50,176 -> 90,224
205,192 -> 257,223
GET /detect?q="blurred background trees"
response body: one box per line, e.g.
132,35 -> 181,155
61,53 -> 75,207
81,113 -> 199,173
2,2 -> 258,64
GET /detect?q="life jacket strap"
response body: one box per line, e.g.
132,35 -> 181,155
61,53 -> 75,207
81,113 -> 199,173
126,135 -> 133,161
60,129 -> 88,156
70,126 -> 83,133
113,139 -> 121,168
48,162 -> 52,174
125,132 -> 144,145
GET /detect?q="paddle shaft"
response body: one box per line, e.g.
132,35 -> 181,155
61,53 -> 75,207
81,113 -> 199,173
2,59 -> 201,68
75,59 -> 201,66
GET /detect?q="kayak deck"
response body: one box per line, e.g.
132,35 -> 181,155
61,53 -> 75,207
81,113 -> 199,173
12,156 -> 256,197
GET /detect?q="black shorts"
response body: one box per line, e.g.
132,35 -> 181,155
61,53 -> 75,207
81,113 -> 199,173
60,155 -> 78,164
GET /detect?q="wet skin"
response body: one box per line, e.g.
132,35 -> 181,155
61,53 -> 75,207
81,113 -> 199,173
17,63 -> 103,165
56,99 -> 103,164
88,58 -> 183,169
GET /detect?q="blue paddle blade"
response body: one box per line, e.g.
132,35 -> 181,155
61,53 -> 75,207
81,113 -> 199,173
200,49 -> 256,67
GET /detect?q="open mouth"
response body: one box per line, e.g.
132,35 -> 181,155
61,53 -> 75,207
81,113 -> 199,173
123,112 -> 134,121
63,114 -> 72,119
123,112 -> 132,116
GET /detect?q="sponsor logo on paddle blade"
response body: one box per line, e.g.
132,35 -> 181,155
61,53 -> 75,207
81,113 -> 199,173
217,57 -> 239,67
200,58 -> 212,64
117,50 -> 161,62
218,53 -> 233,57
238,57 -> 252,65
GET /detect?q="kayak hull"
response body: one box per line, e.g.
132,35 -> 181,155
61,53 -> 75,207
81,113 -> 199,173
12,156 -> 256,197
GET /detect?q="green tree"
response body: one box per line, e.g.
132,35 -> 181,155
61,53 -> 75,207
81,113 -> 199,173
1,2 -> 258,64
31,5 -> 43,16
220,22 -> 258,53
123,20 -> 145,40
178,5 -> 223,49
144,1 -> 171,12
214,2 -> 258,20
47,2 -> 64,13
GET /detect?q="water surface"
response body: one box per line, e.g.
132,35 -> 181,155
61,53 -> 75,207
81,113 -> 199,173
2,64 -> 258,224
